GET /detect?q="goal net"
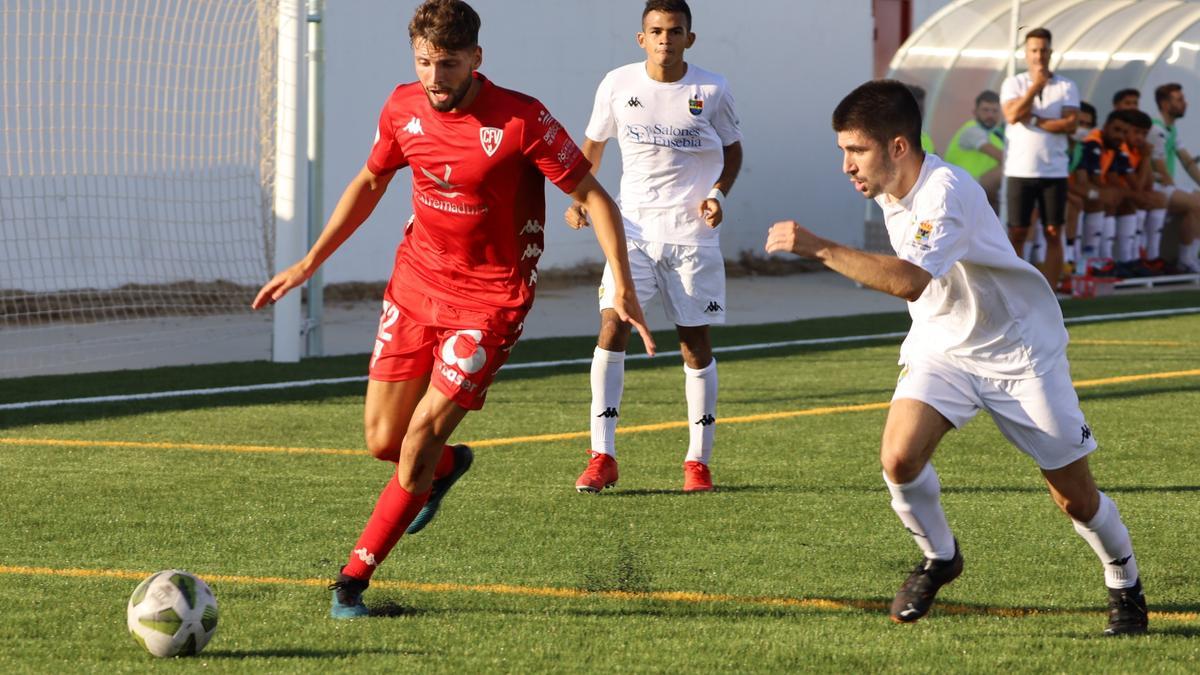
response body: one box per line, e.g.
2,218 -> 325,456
0,0 -> 281,378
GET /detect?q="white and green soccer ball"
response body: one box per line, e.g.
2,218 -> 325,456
126,570 -> 219,657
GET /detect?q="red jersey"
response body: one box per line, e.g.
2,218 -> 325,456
367,73 -> 590,331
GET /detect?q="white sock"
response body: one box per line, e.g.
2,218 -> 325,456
1082,212 -> 1104,259
1134,210 -> 1147,258
1115,214 -> 1139,262
1034,225 -> 1047,264
589,347 -> 625,457
684,359 -> 718,464
884,464 -> 956,561
1178,241 -> 1200,272
1022,238 -> 1035,262
1144,208 -> 1166,259
1072,492 -> 1139,589
1100,215 -> 1116,259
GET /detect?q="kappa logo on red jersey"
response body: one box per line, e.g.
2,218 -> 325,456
480,127 -> 504,157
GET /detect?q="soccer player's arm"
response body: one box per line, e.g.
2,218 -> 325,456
569,174 -> 655,355
252,166 -> 396,309
700,84 -> 744,227
253,103 -> 406,309
1147,127 -> 1175,187
566,76 -> 616,230
564,139 -> 608,229
765,224 -> 931,301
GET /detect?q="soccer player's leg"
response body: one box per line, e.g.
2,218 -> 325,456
983,361 -> 1145,635
406,325 -> 517,532
662,243 -> 725,492
884,360 -> 980,623
579,243 -> 656,493
333,382 -> 468,618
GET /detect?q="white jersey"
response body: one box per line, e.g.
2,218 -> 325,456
1000,72 -> 1079,178
877,154 -> 1068,379
585,62 -> 741,246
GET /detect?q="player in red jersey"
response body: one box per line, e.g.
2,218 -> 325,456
252,0 -> 655,619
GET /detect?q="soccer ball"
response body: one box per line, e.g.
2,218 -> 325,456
126,570 -> 219,657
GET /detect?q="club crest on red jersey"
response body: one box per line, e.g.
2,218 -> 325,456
688,97 -> 703,115
479,127 -> 504,157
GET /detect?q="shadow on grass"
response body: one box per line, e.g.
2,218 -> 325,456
203,646 -> 427,659
601,484 -> 780,497
943,484 -> 1200,495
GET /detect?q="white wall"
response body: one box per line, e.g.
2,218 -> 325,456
318,0 -> 873,283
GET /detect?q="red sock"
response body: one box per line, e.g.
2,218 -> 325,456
342,475 -> 430,580
433,444 -> 455,480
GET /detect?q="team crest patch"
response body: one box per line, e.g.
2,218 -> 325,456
479,127 -> 503,157
914,221 -> 934,243
688,97 -> 703,115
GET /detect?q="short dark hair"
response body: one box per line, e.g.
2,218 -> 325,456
905,83 -> 926,102
833,79 -> 923,152
409,0 -> 481,52
1025,27 -> 1052,44
643,0 -> 692,30
1079,101 -> 1097,122
1112,88 -> 1140,106
1113,108 -> 1152,130
1155,82 -> 1183,107
975,90 -> 999,106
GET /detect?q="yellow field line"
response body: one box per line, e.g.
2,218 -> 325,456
0,564 -> 1192,623
2,368 -> 1198,457
1072,339 -> 1188,347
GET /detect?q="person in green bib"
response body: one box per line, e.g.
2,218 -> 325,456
906,84 -> 937,155
1148,83 -> 1200,272
945,90 -> 1005,212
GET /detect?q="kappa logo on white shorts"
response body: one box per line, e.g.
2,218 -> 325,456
442,330 -> 488,374
480,127 -> 504,157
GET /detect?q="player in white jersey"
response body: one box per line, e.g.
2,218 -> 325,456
766,80 -> 1147,635
565,0 -> 742,494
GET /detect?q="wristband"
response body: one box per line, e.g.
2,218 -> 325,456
1087,188 -> 1099,200
1029,114 -> 1040,127
707,188 -> 725,205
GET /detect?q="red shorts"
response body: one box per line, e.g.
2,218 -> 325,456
368,290 -> 523,411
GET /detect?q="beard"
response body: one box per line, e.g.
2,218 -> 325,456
859,155 -> 897,199
425,75 -> 474,112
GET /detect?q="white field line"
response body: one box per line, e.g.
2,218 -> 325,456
3,306 -> 1198,412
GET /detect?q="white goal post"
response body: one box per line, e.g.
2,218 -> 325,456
0,0 -> 308,378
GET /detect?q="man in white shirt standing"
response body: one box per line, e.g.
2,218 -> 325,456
765,80 -> 1147,635
565,0 -> 742,493
1001,27 -> 1079,287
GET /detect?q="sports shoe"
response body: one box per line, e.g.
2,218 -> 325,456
329,572 -> 370,619
890,541 -> 963,623
683,460 -> 713,492
1104,579 -> 1148,636
575,451 -> 618,493
406,444 -> 473,535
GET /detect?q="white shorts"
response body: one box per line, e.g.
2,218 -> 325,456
599,240 -> 726,327
893,354 -> 1097,470
1156,182 -> 1177,202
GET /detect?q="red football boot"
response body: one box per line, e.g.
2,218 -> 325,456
575,451 -> 618,493
683,460 -> 713,492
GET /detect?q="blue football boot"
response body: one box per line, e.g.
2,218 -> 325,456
406,444 -> 474,534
